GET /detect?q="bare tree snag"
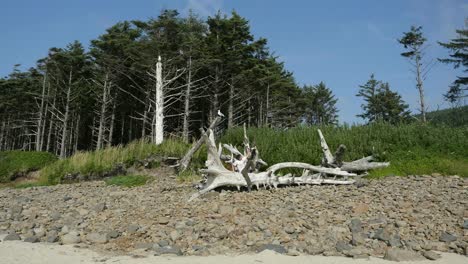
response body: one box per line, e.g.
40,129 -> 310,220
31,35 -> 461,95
154,56 -> 164,145
59,69 -> 73,159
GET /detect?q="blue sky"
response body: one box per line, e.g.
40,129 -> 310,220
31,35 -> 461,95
1,0 -> 466,123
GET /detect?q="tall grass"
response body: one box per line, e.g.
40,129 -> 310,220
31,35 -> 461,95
39,138 -> 205,184
221,123 -> 468,177
0,151 -> 57,183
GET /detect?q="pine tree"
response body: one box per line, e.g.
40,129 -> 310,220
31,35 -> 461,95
398,26 -> 430,122
303,82 -> 338,125
438,26 -> 467,104
357,75 -> 410,124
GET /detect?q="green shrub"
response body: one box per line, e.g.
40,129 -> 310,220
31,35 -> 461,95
104,174 -> 150,187
0,151 -> 57,183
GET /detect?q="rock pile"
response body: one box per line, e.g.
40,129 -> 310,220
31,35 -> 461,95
0,171 -> 467,261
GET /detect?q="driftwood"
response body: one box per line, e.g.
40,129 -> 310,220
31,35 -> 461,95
188,127 -> 390,201
178,116 -> 222,172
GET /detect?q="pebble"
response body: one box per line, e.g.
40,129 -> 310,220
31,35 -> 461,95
0,173 -> 466,258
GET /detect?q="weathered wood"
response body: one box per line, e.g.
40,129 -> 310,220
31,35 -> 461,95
318,129 -> 334,165
178,116 -> 221,172
341,159 -> 390,172
154,56 -> 164,145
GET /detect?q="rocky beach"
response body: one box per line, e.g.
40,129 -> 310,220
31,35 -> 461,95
1,170 -> 467,262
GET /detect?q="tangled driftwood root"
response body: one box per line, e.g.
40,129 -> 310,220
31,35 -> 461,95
189,126 -> 389,201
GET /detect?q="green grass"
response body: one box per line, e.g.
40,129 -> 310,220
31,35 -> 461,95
39,138 -> 205,184
22,123 -> 468,186
13,182 -> 49,189
104,174 -> 150,187
221,123 -> 468,177
0,151 -> 57,183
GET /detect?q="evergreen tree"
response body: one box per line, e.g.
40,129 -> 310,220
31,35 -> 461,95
438,26 -> 467,104
303,82 -> 338,125
0,9 -> 306,153
398,26 -> 430,122
357,75 -> 410,124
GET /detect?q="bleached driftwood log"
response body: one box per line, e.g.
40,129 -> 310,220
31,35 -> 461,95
189,128 -> 390,201
190,129 -> 357,201
317,129 -> 390,172
178,115 -> 222,172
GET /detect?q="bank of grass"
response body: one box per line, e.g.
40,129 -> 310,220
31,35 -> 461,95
39,138 -> 205,185
221,123 -> 468,177
104,174 -> 150,187
0,151 -> 57,183
31,123 -> 468,186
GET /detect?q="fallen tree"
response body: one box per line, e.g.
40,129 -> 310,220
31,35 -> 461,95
189,127 -> 389,201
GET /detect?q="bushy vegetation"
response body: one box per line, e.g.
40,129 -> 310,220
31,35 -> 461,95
423,106 -> 468,127
0,151 -> 57,183
221,123 -> 468,177
12,123 -> 467,187
39,138 -> 205,184
104,174 -> 150,187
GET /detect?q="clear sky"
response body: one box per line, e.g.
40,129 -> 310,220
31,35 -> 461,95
1,0 -> 466,123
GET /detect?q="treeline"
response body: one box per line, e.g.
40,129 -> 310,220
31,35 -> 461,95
0,10 -> 341,156
0,10 -> 466,157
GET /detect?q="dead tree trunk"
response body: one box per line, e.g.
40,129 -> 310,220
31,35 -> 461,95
96,73 -> 110,150
60,70 -> 72,159
153,56 -> 164,145
228,76 -> 235,128
107,101 -> 116,148
415,55 -> 426,123
182,56 -> 193,143
36,73 -> 47,151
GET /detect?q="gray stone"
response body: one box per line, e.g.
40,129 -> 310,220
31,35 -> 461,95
10,205 -> 23,215
463,220 -> 468,230
384,248 -> 425,262
439,232 -> 457,242
86,233 -> 108,244
158,217 -> 170,225
349,218 -> 362,233
3,233 -> 21,241
46,234 -> 59,243
374,228 -> 392,243
285,226 -> 295,234
351,233 -> 366,246
169,230 -> 179,241
135,242 -> 153,249
154,245 -> 182,256
107,230 -> 120,239
61,232 -> 80,244
395,221 -> 407,228
94,203 -> 106,212
335,241 -> 352,252
257,244 -> 287,254
24,236 -> 40,243
422,250 -> 441,260
158,240 -> 170,247
368,218 -> 387,226
127,224 -> 139,233
50,211 -> 61,221
389,235 -> 402,247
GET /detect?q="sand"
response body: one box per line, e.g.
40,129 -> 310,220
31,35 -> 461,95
0,236 -> 467,264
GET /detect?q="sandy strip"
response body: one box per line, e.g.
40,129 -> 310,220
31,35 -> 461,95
0,239 -> 467,264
